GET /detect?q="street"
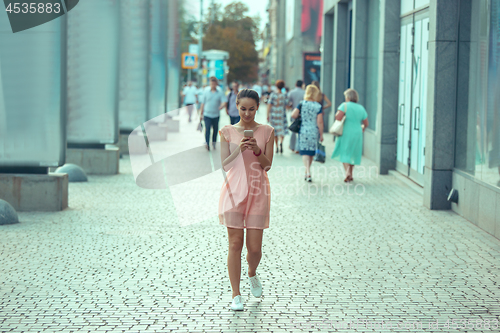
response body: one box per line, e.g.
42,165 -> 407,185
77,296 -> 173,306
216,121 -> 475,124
1,109 -> 499,333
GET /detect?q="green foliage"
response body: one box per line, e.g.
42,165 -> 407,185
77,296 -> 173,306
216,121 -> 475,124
203,1 -> 260,83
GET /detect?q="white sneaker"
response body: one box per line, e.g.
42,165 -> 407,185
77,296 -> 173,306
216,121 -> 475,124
248,274 -> 262,297
230,295 -> 244,311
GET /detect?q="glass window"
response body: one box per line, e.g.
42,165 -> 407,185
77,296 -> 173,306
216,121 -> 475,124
455,0 -> 500,188
415,0 -> 430,10
401,0 -> 413,16
365,0 -> 380,130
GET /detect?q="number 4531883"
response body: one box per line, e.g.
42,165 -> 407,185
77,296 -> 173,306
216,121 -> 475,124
5,2 -> 61,14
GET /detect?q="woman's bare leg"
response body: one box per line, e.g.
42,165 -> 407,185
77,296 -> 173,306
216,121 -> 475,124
303,155 -> 311,175
349,165 -> 355,179
246,229 -> 263,277
342,163 -> 349,176
227,227 -> 244,298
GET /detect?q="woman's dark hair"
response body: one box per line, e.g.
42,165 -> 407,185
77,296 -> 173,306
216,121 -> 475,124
236,88 -> 260,105
275,80 -> 285,90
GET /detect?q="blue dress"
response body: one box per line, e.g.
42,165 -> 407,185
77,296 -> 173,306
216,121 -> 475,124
331,102 -> 368,165
297,100 -> 323,156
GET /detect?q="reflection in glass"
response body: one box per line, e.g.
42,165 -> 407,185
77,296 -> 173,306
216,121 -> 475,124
0,11 -> 63,166
456,0 -> 500,188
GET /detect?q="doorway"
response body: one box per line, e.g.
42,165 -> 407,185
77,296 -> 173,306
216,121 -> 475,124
396,9 -> 429,186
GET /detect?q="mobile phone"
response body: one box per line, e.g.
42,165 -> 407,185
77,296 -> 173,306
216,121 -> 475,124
243,130 -> 254,137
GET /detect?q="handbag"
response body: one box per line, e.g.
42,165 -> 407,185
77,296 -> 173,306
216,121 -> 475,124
288,100 -> 301,133
314,142 -> 325,163
329,103 -> 347,136
288,115 -> 301,133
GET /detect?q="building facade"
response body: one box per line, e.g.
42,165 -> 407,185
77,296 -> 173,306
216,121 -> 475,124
321,0 -> 500,239
262,0 -> 324,89
261,0 -> 285,85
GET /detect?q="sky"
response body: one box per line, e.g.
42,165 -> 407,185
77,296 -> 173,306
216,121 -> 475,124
184,0 -> 269,50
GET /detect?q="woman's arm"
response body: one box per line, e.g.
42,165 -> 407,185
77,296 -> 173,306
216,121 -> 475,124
317,113 -> 324,141
291,108 -> 300,119
335,110 -> 345,121
257,129 -> 274,172
245,129 -> 275,172
362,118 -> 369,132
220,132 -> 244,171
323,95 -> 332,109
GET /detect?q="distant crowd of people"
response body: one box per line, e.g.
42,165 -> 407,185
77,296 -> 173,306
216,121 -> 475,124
180,76 -> 368,182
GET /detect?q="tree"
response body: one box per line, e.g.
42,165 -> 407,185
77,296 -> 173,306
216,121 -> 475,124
202,1 -> 260,83
179,2 -> 199,83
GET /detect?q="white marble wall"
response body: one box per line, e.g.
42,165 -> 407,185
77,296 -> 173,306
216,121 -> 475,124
453,171 -> 500,239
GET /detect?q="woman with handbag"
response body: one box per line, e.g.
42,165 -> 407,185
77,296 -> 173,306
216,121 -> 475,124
330,88 -> 369,182
291,85 -> 324,182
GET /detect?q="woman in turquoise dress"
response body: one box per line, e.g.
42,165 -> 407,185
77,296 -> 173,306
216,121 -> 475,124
331,88 -> 369,182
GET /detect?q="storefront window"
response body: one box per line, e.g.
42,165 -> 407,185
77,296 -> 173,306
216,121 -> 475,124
365,0 -> 380,130
455,0 -> 500,188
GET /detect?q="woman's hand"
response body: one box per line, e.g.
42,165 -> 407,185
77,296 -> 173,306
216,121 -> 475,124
319,133 -> 324,142
239,137 -> 249,152
244,137 -> 260,154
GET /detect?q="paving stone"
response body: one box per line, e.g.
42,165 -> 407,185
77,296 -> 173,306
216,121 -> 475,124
1,111 -> 499,332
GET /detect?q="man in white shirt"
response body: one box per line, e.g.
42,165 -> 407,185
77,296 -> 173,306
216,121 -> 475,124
181,81 -> 198,122
252,82 -> 262,98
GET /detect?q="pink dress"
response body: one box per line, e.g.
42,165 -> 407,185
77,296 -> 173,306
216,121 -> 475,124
218,124 -> 274,229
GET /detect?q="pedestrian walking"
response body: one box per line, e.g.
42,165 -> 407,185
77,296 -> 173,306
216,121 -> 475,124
331,88 -> 369,182
311,81 -> 332,111
267,80 -> 289,154
252,81 -> 262,98
291,85 -> 324,182
199,77 -> 226,151
225,82 -> 241,125
196,84 -> 206,113
262,83 -> 269,101
288,80 -> 305,153
181,81 -> 198,122
218,89 -> 275,311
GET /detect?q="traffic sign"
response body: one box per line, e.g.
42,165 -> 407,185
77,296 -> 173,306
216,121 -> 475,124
182,53 -> 198,69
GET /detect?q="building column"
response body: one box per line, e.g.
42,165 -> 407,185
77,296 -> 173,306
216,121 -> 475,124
332,3 -> 348,113
424,0 -> 459,209
375,0 -> 401,174
276,0 -> 286,81
321,12 -> 334,131
350,0 -> 368,101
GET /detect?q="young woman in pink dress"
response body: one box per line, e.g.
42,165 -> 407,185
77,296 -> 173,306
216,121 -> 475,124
218,89 -> 275,311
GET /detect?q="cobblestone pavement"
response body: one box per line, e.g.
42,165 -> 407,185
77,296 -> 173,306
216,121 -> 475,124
1,108 -> 500,333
